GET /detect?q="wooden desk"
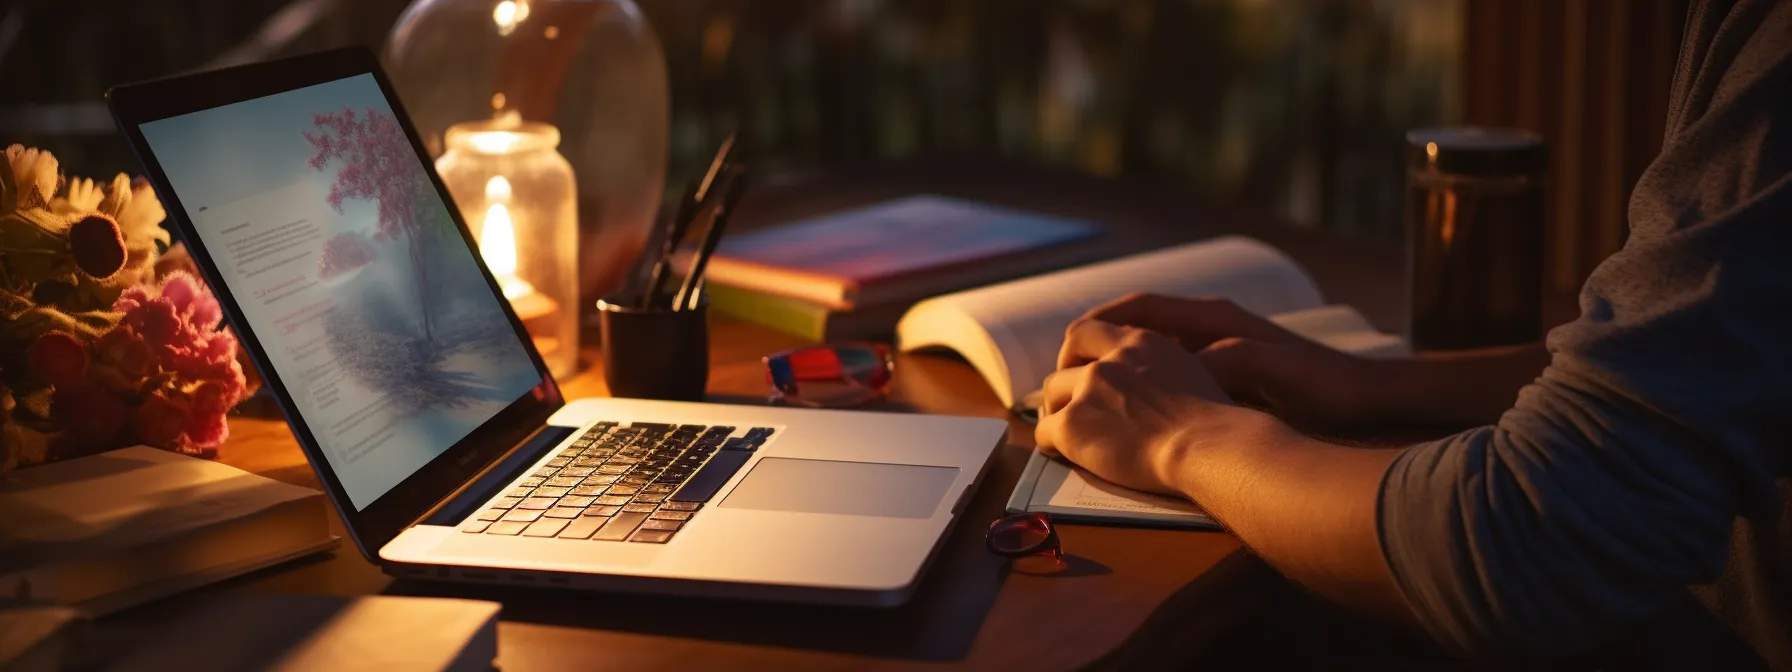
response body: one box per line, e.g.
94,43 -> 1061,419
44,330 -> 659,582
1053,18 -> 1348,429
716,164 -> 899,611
108,163 -> 1433,670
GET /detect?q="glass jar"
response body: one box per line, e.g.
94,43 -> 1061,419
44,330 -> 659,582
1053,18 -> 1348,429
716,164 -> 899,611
435,120 -> 580,377
385,0 -> 669,327
1405,127 -> 1547,351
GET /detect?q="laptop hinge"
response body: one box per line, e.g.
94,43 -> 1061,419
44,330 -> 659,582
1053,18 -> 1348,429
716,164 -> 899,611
416,424 -> 577,528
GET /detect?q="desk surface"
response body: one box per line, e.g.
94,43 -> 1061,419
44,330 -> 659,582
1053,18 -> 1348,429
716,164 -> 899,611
107,163 -> 1418,670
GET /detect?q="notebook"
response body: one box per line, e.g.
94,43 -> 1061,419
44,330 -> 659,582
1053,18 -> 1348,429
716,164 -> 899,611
695,194 -> 1105,340
893,236 -> 1410,526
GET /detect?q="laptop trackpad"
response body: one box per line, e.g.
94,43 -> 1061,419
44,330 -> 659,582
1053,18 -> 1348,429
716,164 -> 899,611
719,458 -> 959,519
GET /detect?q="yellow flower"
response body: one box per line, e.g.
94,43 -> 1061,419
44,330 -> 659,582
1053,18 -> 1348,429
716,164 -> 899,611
5,144 -> 59,209
100,173 -> 170,251
53,176 -> 105,215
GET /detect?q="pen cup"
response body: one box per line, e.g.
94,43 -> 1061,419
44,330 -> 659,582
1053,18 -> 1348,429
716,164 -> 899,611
595,296 -> 709,401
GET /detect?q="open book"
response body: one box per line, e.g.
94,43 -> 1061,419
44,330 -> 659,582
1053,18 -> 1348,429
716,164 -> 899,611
894,236 -> 1409,526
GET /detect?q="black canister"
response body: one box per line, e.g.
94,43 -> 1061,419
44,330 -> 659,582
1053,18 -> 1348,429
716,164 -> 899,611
1405,127 -> 1547,351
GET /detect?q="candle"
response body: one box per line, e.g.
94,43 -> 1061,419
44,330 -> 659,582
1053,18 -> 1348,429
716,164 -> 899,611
434,119 -> 580,375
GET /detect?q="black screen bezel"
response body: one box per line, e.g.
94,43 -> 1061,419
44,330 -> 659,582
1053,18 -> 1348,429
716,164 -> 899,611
105,46 -> 566,560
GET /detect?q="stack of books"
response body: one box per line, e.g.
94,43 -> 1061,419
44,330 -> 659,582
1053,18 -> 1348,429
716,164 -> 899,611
693,195 -> 1105,341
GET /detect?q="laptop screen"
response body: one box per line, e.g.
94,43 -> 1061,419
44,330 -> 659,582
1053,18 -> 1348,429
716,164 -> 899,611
138,74 -> 544,510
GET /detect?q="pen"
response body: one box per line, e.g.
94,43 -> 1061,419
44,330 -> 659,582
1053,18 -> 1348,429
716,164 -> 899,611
673,167 -> 747,312
642,132 -> 737,309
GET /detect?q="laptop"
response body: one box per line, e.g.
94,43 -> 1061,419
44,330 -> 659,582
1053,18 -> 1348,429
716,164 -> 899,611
106,47 -> 1006,606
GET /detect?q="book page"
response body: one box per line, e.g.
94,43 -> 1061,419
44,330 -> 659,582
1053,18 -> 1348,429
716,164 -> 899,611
922,236 -> 1324,407
1032,455 -> 1207,518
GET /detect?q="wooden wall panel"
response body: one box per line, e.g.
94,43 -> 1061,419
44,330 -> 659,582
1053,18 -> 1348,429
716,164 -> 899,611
1463,0 -> 1687,292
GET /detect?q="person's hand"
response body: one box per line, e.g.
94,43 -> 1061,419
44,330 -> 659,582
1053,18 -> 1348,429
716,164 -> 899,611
1075,293 -> 1387,429
1035,319 -> 1278,497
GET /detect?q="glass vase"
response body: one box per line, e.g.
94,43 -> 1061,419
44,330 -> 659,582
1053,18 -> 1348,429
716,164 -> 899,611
385,0 -> 669,331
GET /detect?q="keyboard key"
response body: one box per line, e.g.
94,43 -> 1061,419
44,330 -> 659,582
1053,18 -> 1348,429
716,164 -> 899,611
722,437 -> 757,452
595,495 -> 632,506
640,518 -> 683,532
460,519 -> 492,533
701,426 -> 735,439
545,476 -> 583,487
517,497 -> 558,510
485,521 -> 529,535
605,486 -> 640,496
583,475 -> 620,486
629,529 -> 676,544
633,493 -> 668,504
640,484 -> 676,494
597,464 -> 631,475
545,458 -> 569,468
593,511 -> 650,540
622,502 -> 658,513
569,485 -> 608,497
572,457 -> 605,467
518,478 -> 544,488
533,486 -> 571,498
533,467 -> 559,478
559,495 -> 596,508
506,487 -> 535,499
651,510 -> 693,521
583,505 -> 622,517
522,518 -> 569,537
476,509 -> 505,521
544,506 -> 584,519
491,497 -> 523,509
501,509 -> 544,522
745,427 -> 776,439
671,450 -> 751,502
660,501 -> 702,512
558,466 -> 595,477
559,517 -> 605,539
619,475 -> 652,486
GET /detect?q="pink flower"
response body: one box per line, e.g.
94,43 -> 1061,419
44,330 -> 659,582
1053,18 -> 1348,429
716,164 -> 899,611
159,272 -> 201,317
27,330 -> 88,388
186,410 -> 230,449
135,391 -> 188,449
52,384 -> 129,451
316,230 -> 377,279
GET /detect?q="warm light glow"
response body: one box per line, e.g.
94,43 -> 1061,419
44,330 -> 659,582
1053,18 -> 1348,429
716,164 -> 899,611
493,0 -> 529,35
467,130 -> 526,154
479,176 -> 535,299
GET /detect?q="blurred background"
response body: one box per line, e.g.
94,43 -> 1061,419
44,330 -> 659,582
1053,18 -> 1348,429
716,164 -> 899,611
0,0 -> 1685,290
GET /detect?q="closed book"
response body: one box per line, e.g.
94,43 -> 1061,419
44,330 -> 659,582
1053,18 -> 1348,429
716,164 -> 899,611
705,283 -> 915,342
0,446 -> 339,615
694,194 -> 1104,311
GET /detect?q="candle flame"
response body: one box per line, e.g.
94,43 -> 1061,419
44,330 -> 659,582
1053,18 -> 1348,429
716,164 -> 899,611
478,179 -> 534,300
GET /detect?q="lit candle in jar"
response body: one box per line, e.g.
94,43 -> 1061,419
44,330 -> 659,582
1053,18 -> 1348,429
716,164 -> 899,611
434,119 -> 580,375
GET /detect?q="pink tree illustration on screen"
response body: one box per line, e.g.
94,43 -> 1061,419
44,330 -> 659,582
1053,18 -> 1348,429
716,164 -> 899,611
303,107 -> 437,342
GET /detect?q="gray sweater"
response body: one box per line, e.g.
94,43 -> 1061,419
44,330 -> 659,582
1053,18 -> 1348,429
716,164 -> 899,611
1379,0 -> 1792,667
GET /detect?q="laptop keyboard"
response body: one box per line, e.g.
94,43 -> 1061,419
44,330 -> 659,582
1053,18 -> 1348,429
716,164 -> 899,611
458,421 -> 778,543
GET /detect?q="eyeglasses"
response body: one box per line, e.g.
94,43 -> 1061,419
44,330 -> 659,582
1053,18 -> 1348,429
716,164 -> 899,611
762,343 -> 893,408
987,512 -> 1065,574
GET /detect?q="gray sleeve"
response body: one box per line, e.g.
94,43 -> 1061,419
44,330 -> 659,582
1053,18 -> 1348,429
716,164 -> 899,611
1377,0 -> 1792,658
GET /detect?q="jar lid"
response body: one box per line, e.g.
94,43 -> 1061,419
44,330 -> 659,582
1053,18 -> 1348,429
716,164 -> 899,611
445,119 -> 561,155
1406,126 -> 1546,176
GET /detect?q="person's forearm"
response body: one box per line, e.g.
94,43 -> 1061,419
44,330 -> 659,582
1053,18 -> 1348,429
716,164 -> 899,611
1167,411 -> 1413,620
1370,343 -> 1550,427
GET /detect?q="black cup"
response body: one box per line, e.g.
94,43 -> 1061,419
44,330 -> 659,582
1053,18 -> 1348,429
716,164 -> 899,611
595,295 -> 709,401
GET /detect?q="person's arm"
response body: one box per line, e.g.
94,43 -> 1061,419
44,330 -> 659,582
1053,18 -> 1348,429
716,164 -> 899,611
1078,294 -> 1550,429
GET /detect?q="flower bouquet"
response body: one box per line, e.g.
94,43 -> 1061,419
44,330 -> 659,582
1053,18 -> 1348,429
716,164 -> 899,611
1,145 -> 258,473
